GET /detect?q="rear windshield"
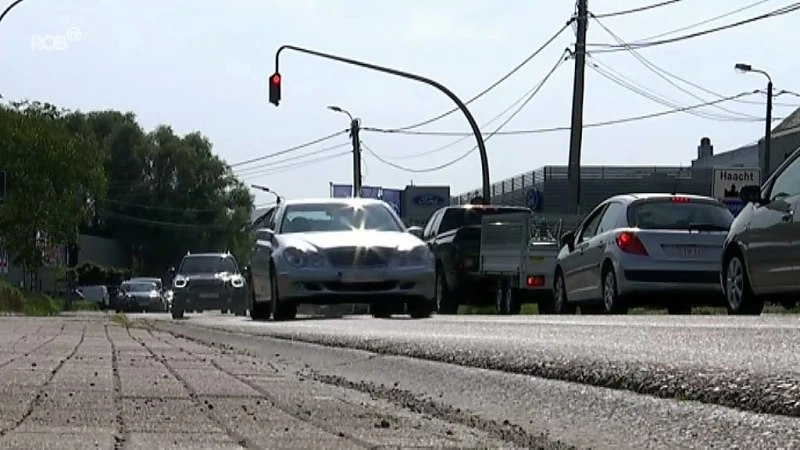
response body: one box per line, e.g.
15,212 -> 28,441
439,207 -> 529,234
628,199 -> 733,231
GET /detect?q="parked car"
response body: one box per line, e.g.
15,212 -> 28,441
721,147 -> 800,315
552,193 -> 733,315
76,285 -> 110,310
249,198 -> 435,321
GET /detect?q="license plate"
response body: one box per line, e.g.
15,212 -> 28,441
199,293 -> 219,299
676,245 -> 704,257
528,256 -> 544,264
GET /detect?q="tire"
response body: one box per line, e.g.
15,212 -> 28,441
724,253 -> 764,315
408,297 -> 434,319
548,270 -> 577,315
270,271 -> 296,321
171,309 -> 184,319
495,281 -> 521,315
601,267 -> 629,314
233,309 -> 246,317
220,309 -> 228,314
435,268 -> 459,315
370,302 -> 391,318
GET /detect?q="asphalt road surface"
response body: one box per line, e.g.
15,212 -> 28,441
128,311 -> 800,449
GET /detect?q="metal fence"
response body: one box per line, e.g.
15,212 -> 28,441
454,165 -> 715,214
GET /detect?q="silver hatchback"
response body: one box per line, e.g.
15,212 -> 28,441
551,193 -> 733,315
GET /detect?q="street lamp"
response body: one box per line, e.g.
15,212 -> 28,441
735,62 -> 773,177
327,105 -> 362,197
250,184 -> 282,204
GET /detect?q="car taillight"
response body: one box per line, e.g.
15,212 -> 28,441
670,196 -> 690,203
616,231 -> 648,256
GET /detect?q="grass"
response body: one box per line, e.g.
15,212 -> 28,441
0,279 -> 100,316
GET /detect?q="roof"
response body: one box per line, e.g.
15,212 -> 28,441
282,197 -> 388,206
609,193 -> 720,203
183,252 -> 233,258
772,106 -> 800,136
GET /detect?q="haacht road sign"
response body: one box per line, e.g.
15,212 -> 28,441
712,167 -> 761,200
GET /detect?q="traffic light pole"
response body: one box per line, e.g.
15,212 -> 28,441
350,118 -> 363,197
567,0 -> 588,214
273,45 -> 492,204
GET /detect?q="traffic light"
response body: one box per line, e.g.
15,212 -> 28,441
269,72 -> 281,106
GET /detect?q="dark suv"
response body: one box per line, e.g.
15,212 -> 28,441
169,252 -> 249,319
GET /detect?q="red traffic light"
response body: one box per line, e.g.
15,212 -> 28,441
269,72 -> 282,106
271,74 -> 281,84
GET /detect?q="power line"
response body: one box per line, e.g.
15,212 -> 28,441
362,91 -> 760,137
586,59 -> 784,123
589,2 -> 800,53
593,0 -> 682,18
237,151 -> 351,180
373,51 -> 571,161
376,19 -> 574,132
362,52 -> 567,172
228,129 -> 348,168
588,16 -> 763,121
233,142 -> 350,175
627,0 -> 773,43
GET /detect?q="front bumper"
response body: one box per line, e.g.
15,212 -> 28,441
172,288 -> 247,310
118,297 -> 163,311
276,265 -> 434,303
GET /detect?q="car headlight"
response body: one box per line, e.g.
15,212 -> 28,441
149,291 -> 159,298
230,276 -> 245,288
394,246 -> 433,267
173,277 -> 187,289
283,247 -> 325,269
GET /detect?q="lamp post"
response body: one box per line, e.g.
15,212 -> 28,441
250,184 -> 282,204
735,63 -> 773,177
327,105 -> 362,197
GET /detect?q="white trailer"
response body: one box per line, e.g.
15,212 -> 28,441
479,211 -> 563,314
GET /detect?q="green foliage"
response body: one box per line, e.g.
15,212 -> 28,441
0,279 -> 61,316
0,99 -> 254,275
71,262 -> 132,286
0,101 -> 106,273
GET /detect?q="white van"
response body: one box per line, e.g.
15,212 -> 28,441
76,285 -> 110,309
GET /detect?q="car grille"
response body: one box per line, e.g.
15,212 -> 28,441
326,247 -> 392,268
186,279 -> 225,293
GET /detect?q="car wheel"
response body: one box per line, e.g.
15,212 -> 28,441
724,254 -> 764,315
435,268 -> 458,315
271,270 -> 296,321
370,302 -> 391,319
407,298 -> 433,319
171,309 -> 184,319
549,270 -> 577,315
602,268 -> 628,314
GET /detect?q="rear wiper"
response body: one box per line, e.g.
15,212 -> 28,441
687,223 -> 729,231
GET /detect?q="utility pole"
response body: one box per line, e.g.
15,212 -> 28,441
764,80 -> 773,177
350,118 -> 363,197
567,0 -> 588,214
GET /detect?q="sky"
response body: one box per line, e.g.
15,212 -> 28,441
2,0 -> 798,207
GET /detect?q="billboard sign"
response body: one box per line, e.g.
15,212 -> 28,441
330,183 -> 353,198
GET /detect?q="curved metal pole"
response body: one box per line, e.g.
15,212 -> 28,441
0,0 -> 28,99
275,45 -> 491,204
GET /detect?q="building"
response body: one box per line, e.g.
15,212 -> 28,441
692,107 -> 800,176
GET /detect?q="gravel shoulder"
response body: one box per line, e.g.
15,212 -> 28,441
0,315 -> 530,449
150,317 -> 800,450
159,313 -> 800,418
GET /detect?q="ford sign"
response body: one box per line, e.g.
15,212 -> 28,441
412,194 -> 446,206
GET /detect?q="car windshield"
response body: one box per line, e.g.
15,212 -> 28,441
131,278 -> 162,290
178,255 -> 238,274
628,199 -> 734,231
439,207 -> 530,234
279,202 -> 402,233
121,282 -> 156,293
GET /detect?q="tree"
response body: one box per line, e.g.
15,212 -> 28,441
0,101 -> 106,284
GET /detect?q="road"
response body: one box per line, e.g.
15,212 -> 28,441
2,313 -> 800,449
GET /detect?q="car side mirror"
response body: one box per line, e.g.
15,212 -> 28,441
168,266 -> 175,276
407,226 -> 423,238
241,265 -> 250,277
739,184 -> 767,205
560,231 -> 575,251
255,228 -> 275,242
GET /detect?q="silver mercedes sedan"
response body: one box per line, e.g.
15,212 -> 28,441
248,198 -> 435,321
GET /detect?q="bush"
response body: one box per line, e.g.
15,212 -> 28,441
0,279 -> 60,316
72,262 -> 133,286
